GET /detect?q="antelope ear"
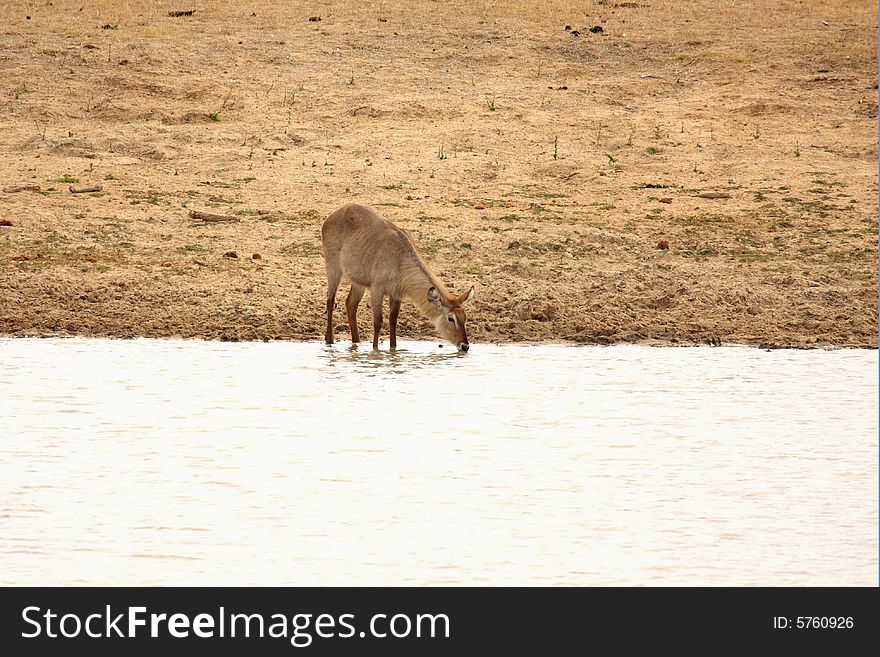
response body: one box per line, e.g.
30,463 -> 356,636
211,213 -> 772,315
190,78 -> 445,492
459,285 -> 475,305
427,287 -> 441,303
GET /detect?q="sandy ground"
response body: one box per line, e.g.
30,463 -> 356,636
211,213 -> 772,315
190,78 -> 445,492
1,0 -> 877,347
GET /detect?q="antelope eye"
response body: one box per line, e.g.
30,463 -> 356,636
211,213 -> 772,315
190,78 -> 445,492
448,316 -> 455,323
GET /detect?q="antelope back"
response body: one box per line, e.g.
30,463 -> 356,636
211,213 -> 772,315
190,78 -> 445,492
322,204 -> 425,298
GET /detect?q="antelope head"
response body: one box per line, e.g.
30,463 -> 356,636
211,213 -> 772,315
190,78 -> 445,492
428,285 -> 475,352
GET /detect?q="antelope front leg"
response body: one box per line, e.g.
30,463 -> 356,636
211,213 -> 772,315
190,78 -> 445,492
389,298 -> 401,350
371,293 -> 383,350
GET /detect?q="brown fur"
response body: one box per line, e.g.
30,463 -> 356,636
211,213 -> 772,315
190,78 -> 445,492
321,204 -> 474,351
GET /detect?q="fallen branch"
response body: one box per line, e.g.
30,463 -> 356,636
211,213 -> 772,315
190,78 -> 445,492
3,183 -> 41,193
691,192 -> 731,199
69,185 -> 102,193
189,210 -> 240,223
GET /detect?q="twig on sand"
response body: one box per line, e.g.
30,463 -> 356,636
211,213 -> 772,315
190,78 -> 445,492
3,183 -> 41,193
691,192 -> 731,199
189,210 -> 241,223
69,185 -> 102,193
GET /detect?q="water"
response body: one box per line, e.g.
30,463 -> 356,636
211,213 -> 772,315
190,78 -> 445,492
0,338 -> 876,586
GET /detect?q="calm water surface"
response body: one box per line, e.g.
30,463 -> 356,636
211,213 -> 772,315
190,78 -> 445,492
0,338 -> 876,585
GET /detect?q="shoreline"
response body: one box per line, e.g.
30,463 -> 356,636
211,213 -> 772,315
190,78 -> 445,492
2,331 -> 875,350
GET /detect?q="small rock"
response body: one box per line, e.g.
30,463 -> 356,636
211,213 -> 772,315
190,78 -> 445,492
589,25 -> 604,33
0,219 -> 12,226
193,259 -> 208,266
656,240 -> 669,250
507,240 -> 521,250
659,197 -> 672,204
474,203 -> 485,209
223,251 -> 238,259
252,253 -> 262,260
308,16 -> 321,22
570,30 -> 580,37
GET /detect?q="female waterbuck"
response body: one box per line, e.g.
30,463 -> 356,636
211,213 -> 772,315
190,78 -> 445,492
321,204 -> 475,351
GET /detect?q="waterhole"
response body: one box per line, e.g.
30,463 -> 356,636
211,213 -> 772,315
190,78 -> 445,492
1,339 -> 876,585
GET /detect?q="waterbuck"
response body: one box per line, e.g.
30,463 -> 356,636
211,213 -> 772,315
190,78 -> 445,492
321,204 -> 475,351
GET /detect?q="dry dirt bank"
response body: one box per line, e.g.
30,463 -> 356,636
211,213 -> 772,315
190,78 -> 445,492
1,1 -> 877,347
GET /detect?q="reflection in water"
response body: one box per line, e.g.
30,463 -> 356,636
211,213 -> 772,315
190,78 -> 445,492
0,338 -> 876,586
324,342 -> 466,375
